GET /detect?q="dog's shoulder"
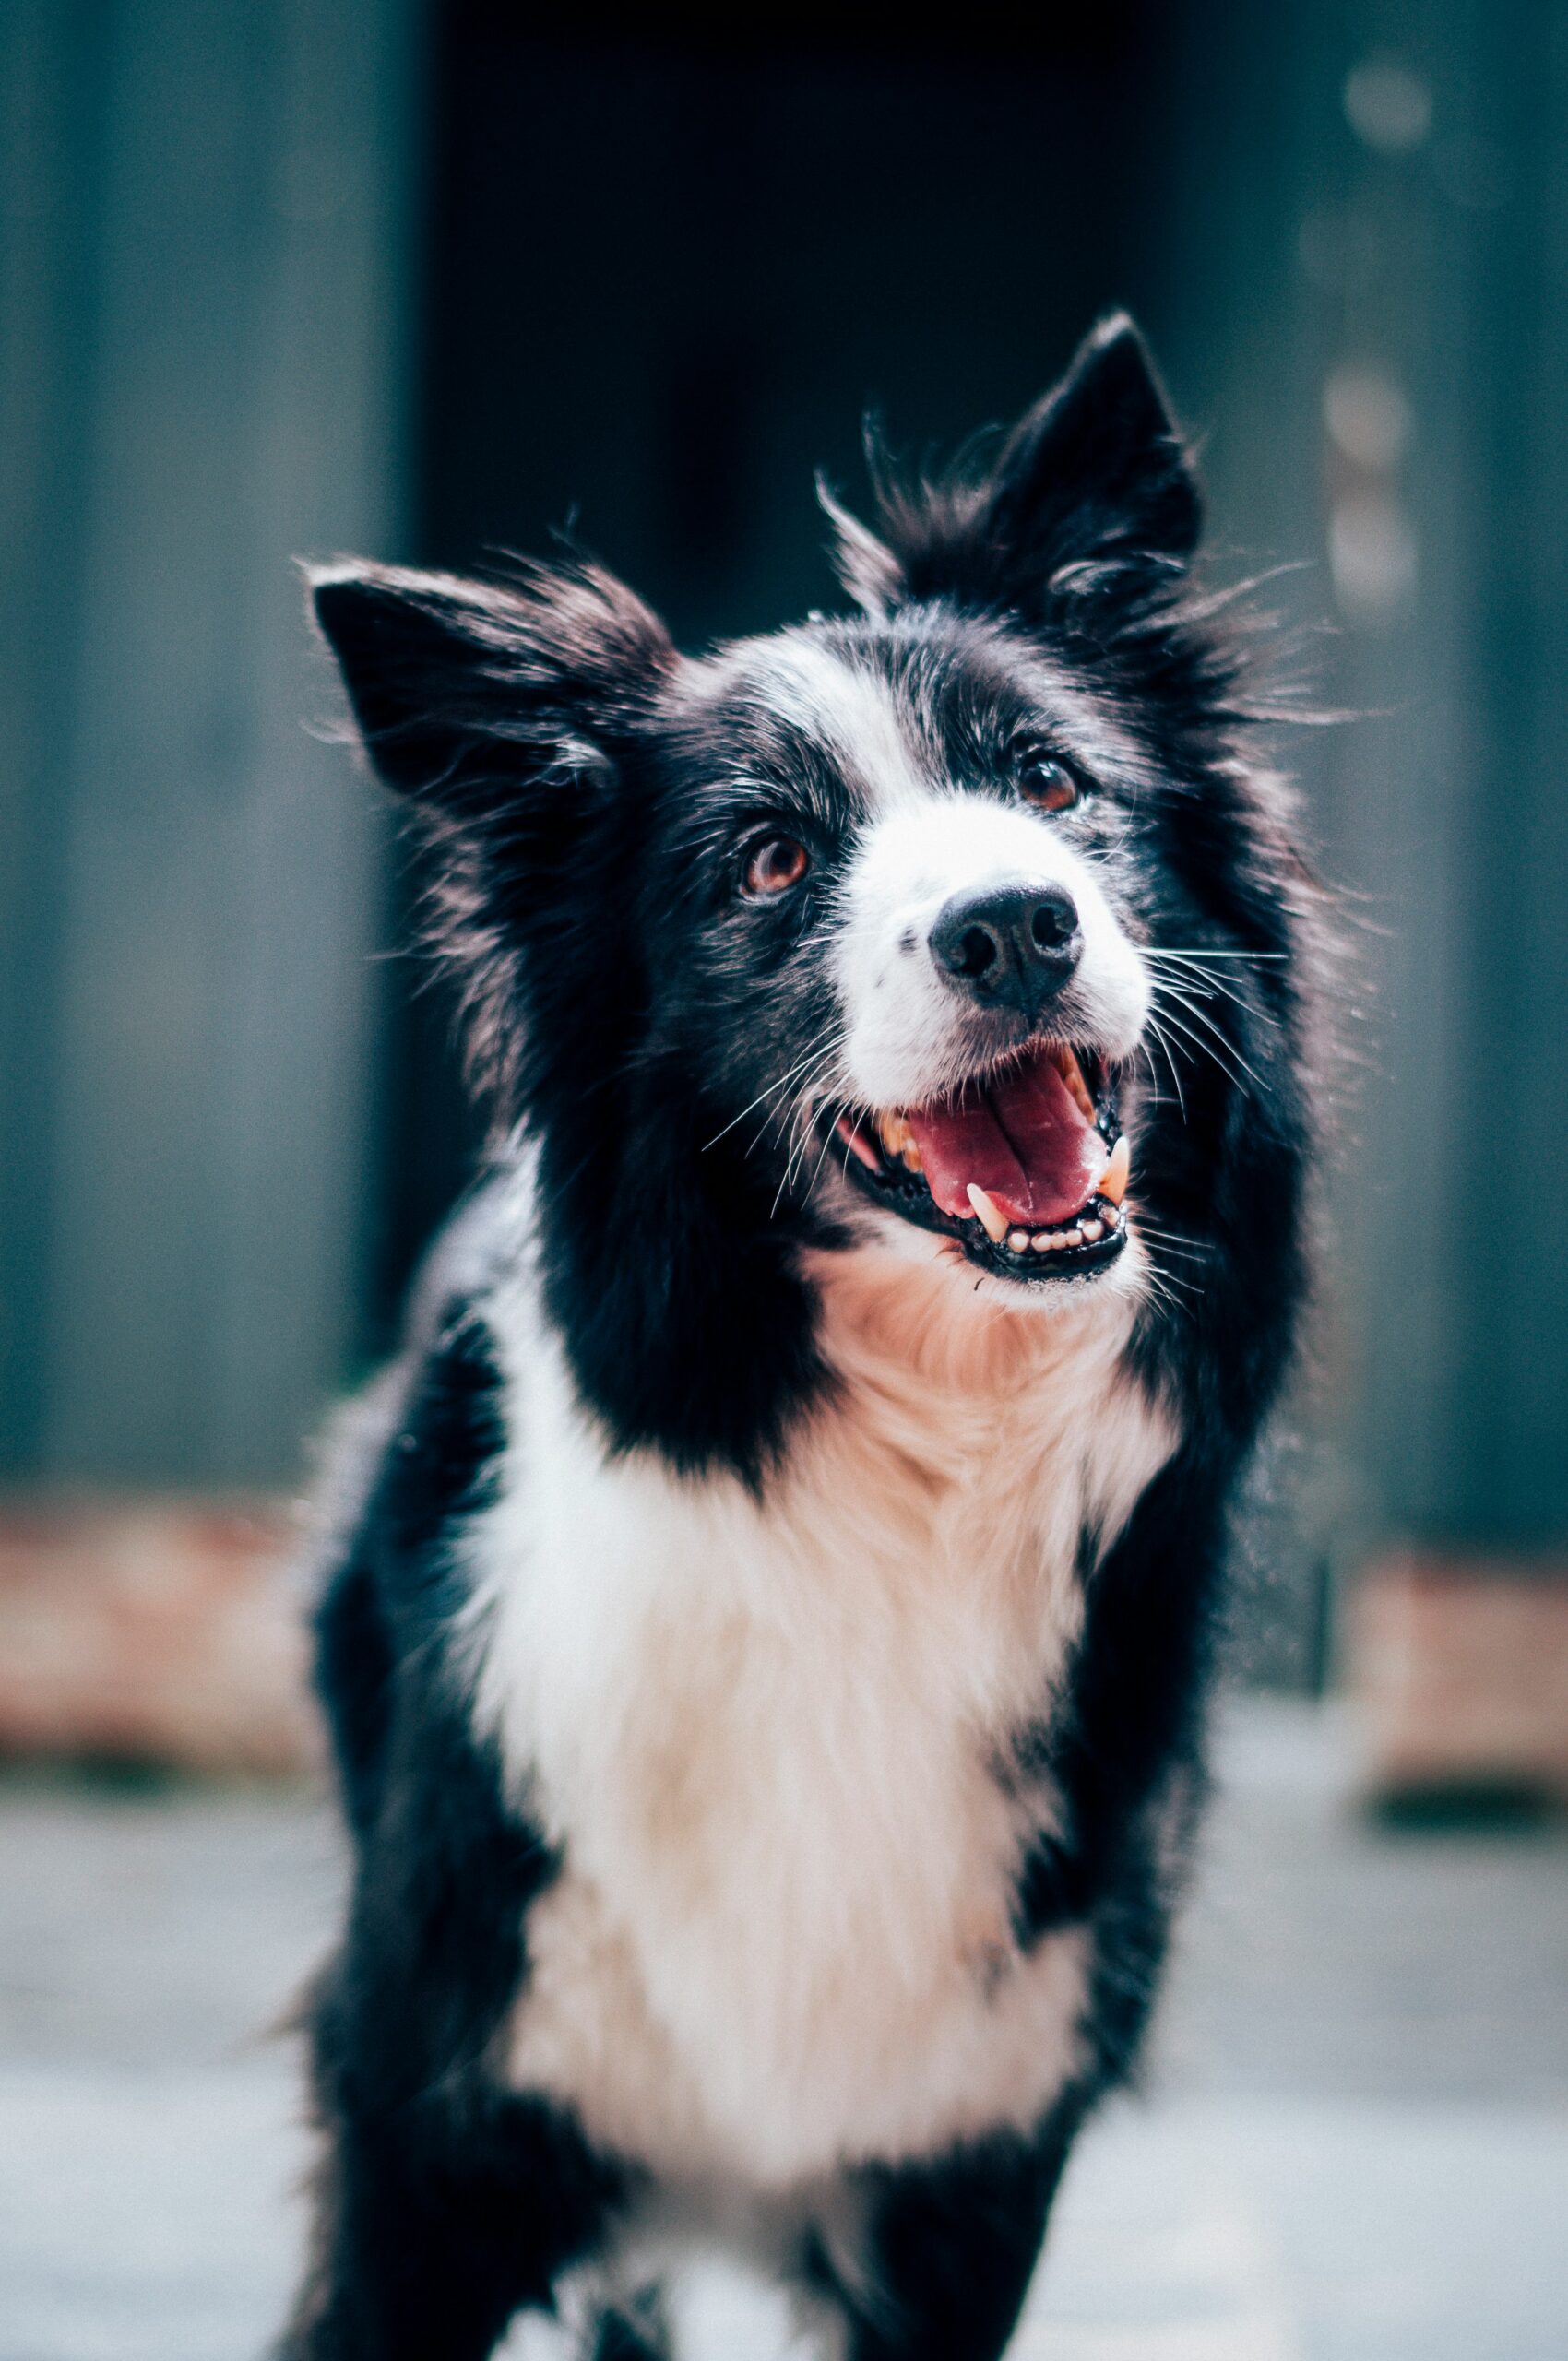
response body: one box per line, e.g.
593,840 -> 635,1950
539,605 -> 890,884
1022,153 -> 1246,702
304,1162 -> 531,1817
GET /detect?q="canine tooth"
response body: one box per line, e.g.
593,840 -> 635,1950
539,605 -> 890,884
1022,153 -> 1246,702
877,1111 -> 914,1157
837,1116 -> 882,1172
1060,1048 -> 1097,1121
1006,1229 -> 1030,1253
1080,1218 -> 1104,1243
901,1145 -> 923,1173
1099,1134 -> 1130,1206
966,1183 -> 1009,1244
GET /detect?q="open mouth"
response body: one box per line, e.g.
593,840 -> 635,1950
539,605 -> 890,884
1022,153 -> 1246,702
832,1041 -> 1130,1284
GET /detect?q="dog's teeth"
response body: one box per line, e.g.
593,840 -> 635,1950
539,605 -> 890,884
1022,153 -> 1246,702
1098,1135 -> 1130,1206
1063,1226 -> 1085,1248
1080,1217 -> 1104,1243
1059,1048 -> 1097,1121
837,1115 -> 882,1172
1031,1231 -> 1053,1252
1006,1228 -> 1029,1253
966,1183 -> 1009,1243
1044,1230 -> 1068,1251
873,1110 -> 925,1173
1101,1202 -> 1122,1229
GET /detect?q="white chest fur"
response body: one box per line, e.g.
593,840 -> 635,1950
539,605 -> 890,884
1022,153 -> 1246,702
469,1247 -> 1174,2192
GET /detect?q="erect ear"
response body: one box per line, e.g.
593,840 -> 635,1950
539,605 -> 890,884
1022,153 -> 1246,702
982,312 -> 1200,582
825,314 -> 1201,622
306,556 -> 675,806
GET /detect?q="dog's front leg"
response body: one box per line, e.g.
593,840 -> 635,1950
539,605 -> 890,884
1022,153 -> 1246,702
280,2088 -> 625,2361
804,2114 -> 1076,2361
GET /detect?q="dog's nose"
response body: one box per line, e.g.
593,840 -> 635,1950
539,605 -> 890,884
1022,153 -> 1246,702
929,884 -> 1083,1017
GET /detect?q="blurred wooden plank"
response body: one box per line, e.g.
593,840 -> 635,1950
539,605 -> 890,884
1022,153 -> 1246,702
0,1495 -> 317,1775
1351,1551 -> 1568,1804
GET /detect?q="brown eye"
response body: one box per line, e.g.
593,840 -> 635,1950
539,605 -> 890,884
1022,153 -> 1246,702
742,835 -> 810,898
1016,753 -> 1082,814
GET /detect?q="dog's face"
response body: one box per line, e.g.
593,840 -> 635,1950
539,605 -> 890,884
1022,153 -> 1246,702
647,612 -> 1157,1299
315,316 -> 1306,1470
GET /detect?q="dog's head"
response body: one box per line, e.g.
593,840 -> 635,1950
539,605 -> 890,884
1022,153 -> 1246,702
314,316 -> 1308,1476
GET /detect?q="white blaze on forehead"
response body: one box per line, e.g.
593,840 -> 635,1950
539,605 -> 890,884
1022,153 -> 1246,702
833,789 -> 1151,1109
707,630 -> 1152,1112
731,633 -> 931,807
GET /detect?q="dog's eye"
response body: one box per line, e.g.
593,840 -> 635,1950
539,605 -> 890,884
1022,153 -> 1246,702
1015,753 -> 1082,814
742,835 -> 811,899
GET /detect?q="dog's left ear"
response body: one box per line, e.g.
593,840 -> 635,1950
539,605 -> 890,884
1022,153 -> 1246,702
826,314 -> 1200,622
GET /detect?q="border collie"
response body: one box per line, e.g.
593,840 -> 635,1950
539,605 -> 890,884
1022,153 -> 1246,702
285,315 -> 1312,2361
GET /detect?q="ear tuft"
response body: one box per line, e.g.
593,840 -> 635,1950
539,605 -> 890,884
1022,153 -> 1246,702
827,314 -> 1201,627
815,473 -> 904,617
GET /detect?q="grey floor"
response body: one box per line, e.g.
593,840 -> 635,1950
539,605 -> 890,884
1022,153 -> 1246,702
2,1702 -> 1565,2360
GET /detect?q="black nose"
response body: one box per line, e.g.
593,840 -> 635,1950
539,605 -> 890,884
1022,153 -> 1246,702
929,884 -> 1083,1017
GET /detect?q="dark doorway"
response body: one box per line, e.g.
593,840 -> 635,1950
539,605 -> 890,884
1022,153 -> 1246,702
369,6 -> 1183,1338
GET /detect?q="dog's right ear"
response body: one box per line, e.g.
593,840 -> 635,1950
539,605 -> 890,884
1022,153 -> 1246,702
307,558 -> 676,810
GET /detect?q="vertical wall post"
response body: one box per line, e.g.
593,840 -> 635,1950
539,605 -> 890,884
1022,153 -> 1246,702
0,0 -> 416,1488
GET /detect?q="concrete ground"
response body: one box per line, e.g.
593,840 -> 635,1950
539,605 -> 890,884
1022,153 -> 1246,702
1,1701 -> 1564,2361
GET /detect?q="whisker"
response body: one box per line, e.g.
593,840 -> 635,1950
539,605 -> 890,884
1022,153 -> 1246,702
741,1044 -> 848,1176
1151,1006 -> 1248,1093
1150,967 -> 1265,1042
1141,1014 -> 1188,1118
756,1037 -> 849,1148
1138,1260 -> 1198,1322
774,1080 -> 851,1218
1134,1218 -> 1210,1248
1135,1040 -> 1181,1113
773,1052 -> 853,1208
1144,947 -> 1286,962
1145,955 -> 1274,1026
702,1018 -> 845,1152
1151,980 -> 1256,1064
802,1096 -> 856,1204
1147,998 -> 1258,1096
1133,1230 -> 1210,1265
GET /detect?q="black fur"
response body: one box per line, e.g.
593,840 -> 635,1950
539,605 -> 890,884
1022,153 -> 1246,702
289,1292 -> 635,2359
840,2114 -> 1082,2361
289,315 -> 1315,2358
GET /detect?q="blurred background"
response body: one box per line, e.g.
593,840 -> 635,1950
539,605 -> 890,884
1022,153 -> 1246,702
2,6 -> 1565,2358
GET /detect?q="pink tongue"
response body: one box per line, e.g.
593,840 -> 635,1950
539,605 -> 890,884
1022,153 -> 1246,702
906,1050 -> 1106,1226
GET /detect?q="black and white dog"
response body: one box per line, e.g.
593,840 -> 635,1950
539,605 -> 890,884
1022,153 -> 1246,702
286,316 -> 1312,2361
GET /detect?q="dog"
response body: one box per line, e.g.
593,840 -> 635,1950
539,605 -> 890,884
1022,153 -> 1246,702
284,314 -> 1313,2361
